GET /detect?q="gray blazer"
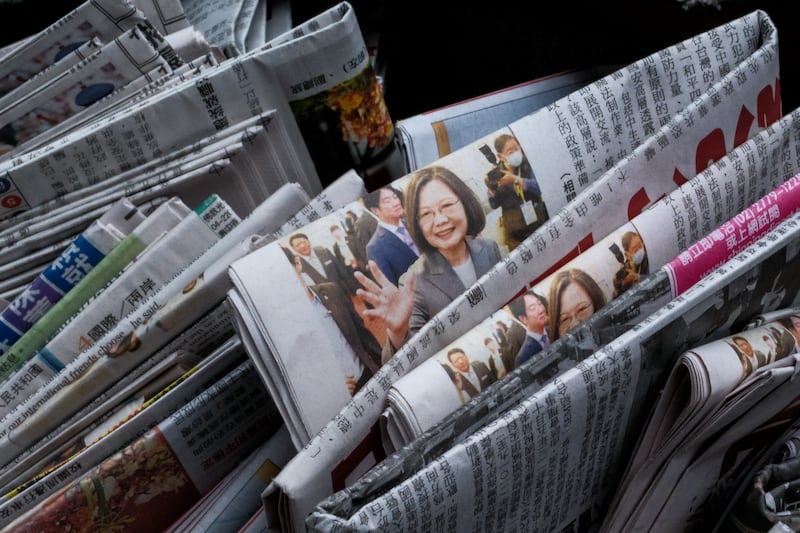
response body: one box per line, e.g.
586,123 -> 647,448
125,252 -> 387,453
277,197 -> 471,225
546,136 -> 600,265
382,236 -> 501,363
408,236 -> 501,336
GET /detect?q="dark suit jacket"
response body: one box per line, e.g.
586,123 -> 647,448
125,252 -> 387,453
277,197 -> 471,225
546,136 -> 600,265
332,241 -> 364,294
515,333 -> 546,368
458,361 -> 496,398
332,241 -> 352,268
408,236 -> 502,338
495,327 -> 509,350
310,282 -> 381,382
753,349 -> 768,368
502,322 -> 526,372
381,237 -> 503,363
366,224 -> 419,286
298,246 -> 354,290
352,212 -> 378,268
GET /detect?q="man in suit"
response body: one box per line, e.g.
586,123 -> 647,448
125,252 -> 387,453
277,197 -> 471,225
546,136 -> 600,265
494,320 -> 509,350
509,290 -> 551,368
364,186 -> 420,286
289,232 -> 358,295
352,205 -> 378,270
484,336 -> 507,379
499,319 -> 524,374
771,321 -> 798,359
293,255 -> 381,395
330,224 -> 367,281
732,335 -> 768,371
447,347 -> 496,400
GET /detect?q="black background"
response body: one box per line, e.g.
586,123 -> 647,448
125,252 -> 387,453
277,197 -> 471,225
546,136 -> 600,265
295,0 -> 799,120
2,1 -> 796,130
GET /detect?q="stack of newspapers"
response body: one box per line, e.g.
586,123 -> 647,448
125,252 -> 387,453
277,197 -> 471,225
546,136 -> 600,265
0,0 -> 400,530
224,7 -> 800,533
3,2 -> 800,533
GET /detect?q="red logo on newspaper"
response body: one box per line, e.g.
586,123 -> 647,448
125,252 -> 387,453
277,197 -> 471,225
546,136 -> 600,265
1,195 -> 22,209
526,78 -> 782,292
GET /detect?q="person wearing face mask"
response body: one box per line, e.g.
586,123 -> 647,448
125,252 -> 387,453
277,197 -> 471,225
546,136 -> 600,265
485,133 -> 548,251
613,231 -> 649,297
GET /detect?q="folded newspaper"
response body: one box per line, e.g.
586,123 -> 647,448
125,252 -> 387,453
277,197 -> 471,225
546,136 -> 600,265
307,191 -> 800,533
0,197 -> 145,360
260,10 -> 782,529
166,424 -> 296,533
395,67 -> 606,172
602,310 -> 800,532
0,171 -> 365,472
381,167 -> 800,452
0,21 -> 177,153
250,2 -> 397,186
0,21 -> 321,221
5,358 -> 283,531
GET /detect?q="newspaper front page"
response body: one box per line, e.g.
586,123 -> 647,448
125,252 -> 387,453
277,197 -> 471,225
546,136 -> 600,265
308,206 -> 800,533
266,10 -> 782,529
380,138 -> 800,452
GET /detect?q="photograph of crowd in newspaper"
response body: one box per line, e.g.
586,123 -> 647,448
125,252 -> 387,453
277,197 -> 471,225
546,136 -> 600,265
271,127 -> 549,397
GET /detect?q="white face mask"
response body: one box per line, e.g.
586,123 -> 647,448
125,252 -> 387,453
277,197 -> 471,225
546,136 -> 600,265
505,150 -> 524,168
632,248 -> 645,265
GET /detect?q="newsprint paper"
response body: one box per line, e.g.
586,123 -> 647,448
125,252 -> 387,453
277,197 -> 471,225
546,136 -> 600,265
603,313 -> 800,532
265,10 -> 783,530
307,204 -> 800,532
380,168 -> 800,452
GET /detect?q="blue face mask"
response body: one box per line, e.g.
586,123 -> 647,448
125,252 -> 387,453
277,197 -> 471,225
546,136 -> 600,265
505,150 -> 523,168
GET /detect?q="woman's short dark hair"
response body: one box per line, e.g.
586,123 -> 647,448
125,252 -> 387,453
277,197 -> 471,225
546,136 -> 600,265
404,165 -> 485,255
548,268 -> 606,341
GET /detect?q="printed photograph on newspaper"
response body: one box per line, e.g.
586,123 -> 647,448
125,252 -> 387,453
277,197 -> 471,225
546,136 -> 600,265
232,126 -> 555,447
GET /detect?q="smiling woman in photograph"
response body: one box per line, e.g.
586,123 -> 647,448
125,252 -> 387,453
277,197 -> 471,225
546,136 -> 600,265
357,165 -> 501,355
548,268 -> 607,342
